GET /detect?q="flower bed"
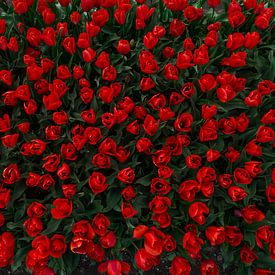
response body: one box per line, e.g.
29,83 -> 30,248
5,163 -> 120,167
0,0 -> 275,274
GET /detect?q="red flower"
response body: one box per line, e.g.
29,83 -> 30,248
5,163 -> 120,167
50,234 -> 67,258
182,231 -> 204,259
164,235 -> 176,251
256,126 -> 275,143
226,33 -> 244,51
198,74 -> 217,92
51,198 -> 73,219
121,202 -> 137,219
228,186 -> 247,201
219,117 -> 237,134
162,47 -> 174,58
202,105 -> 217,120
140,77 -> 155,92
183,6 -> 203,22
26,27 -> 41,47
70,11 -> 81,24
143,32 -> 158,50
0,20 -> 6,34
152,212 -> 171,228
243,0 -> 257,9
178,180 -> 200,202
149,196 -> 171,214
204,30 -> 218,47
228,10 -> 246,28
206,149 -> 220,162
266,183 -> 275,203
17,122 -> 30,133
196,166 -> 216,183
117,40 -> 130,55
269,239 -> 275,260
207,0 -> 220,8
1,134 -> 19,148
43,92 -> 62,110
200,260 -> 219,275
0,70 -> 12,86
169,256 -> 191,275
241,205 -> 265,224
169,19 -> 185,37
225,146 -> 240,162
72,220 -> 95,240
0,213 -> 5,227
98,260 -> 130,275
122,186 -> 136,201
183,38 -> 195,50
225,226 -> 243,247
221,52 -> 247,67
244,32 -> 261,49
92,213 -> 110,236
27,202 -> 47,218
136,138 -> 153,154
256,226 -> 274,249
92,8 -> 109,27
180,82 -> 195,99
2,163 -> 20,184
42,154 -> 60,172
39,174 -> 55,190
57,163 -> 71,180
57,65 -> 71,80
176,50 -> 193,70
240,245 -> 258,264
261,109 -> 275,124
31,235 -> 50,259
255,10 -> 273,30
163,0 -> 188,11
194,44 -> 209,65
174,112 -> 193,132
82,48 -> 96,63
0,114 -> 10,133
185,154 -> 202,169
139,51 -> 159,74
135,248 -> 159,271
206,226 -> 225,246
163,64 -> 179,81
87,243 -> 105,262
24,99 -> 37,115
99,231 -> 117,248
61,143 -> 77,160
62,37 -> 76,54
102,66 -> 117,82
24,217 -> 43,237
0,232 -> 15,268
117,167 -> 135,184
189,202 -> 209,225
89,172 -> 108,195
42,27 -> 56,47
234,168 -> 253,184
16,84 -> 31,101
62,184 -> 76,199
92,153 -> 110,168
143,115 -> 159,136
42,7 -> 56,25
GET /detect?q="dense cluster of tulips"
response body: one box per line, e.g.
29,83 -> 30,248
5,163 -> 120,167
0,0 -> 274,274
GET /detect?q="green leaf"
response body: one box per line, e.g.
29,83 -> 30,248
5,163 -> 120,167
135,174 -> 152,186
104,188 -> 121,211
42,218 -> 62,235
10,181 -> 26,205
11,246 -> 31,272
62,251 -> 80,274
